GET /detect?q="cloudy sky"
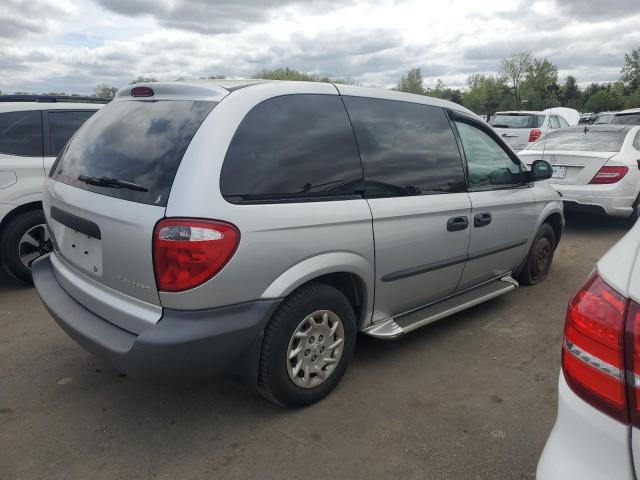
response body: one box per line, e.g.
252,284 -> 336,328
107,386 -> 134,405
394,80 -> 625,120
1,0 -> 639,94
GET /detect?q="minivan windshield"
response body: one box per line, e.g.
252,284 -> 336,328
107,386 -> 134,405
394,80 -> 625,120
528,129 -> 626,152
490,113 -> 543,129
50,100 -> 215,206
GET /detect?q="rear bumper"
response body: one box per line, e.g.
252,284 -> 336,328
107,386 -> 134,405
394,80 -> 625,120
536,374 -> 634,480
551,184 -> 636,217
32,255 -> 281,386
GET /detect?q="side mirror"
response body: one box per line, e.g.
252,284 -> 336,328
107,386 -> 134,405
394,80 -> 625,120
528,160 -> 552,182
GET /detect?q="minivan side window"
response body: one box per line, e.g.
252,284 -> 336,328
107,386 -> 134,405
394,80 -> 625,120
47,110 -> 96,157
221,95 -> 364,202
342,97 -> 466,197
455,120 -> 525,190
0,110 -> 43,157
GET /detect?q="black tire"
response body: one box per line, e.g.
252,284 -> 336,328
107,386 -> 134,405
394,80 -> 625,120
626,194 -> 640,227
258,282 -> 357,407
0,209 -> 50,284
516,223 -> 556,286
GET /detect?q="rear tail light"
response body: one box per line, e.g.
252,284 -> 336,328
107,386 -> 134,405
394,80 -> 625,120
562,274 -> 628,422
563,272 -> 640,427
627,302 -> 640,427
589,166 -> 628,184
153,219 -> 240,292
528,128 -> 542,142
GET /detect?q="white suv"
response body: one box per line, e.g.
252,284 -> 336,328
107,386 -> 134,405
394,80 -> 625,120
0,98 -> 103,282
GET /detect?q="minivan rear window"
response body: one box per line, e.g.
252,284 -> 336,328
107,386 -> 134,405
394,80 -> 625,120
51,100 -> 215,206
490,114 -> 543,129
528,129 -> 626,152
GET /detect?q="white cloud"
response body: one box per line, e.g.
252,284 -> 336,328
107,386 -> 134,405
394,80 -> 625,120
0,0 -> 638,94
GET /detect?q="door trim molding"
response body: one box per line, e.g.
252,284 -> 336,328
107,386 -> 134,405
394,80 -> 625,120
380,238 -> 528,283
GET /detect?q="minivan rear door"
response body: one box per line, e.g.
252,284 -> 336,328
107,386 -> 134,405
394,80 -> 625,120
45,91 -> 221,333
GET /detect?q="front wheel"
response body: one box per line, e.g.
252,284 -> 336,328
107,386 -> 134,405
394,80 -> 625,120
258,282 -> 357,407
516,223 -> 556,286
0,210 -> 52,284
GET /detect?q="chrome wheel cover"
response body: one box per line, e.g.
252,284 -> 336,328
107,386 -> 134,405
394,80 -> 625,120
19,224 -> 51,269
286,309 -> 345,389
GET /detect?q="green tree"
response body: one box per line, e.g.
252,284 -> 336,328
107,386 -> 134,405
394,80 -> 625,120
396,67 -> 425,95
500,52 -> 532,106
130,75 -> 158,84
559,75 -> 580,109
584,89 -> 624,112
621,47 -> 640,92
94,83 -> 118,98
254,67 -> 355,85
463,74 -> 506,114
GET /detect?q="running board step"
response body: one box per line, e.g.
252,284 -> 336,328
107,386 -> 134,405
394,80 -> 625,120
363,275 -> 518,339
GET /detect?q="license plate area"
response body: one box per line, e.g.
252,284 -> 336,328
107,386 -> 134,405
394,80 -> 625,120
58,228 -> 103,275
552,165 -> 567,179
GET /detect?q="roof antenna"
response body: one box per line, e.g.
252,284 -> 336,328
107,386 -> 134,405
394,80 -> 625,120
583,125 -> 588,134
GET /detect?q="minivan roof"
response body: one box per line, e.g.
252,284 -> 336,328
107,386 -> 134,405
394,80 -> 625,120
555,125 -> 633,134
115,79 -> 476,117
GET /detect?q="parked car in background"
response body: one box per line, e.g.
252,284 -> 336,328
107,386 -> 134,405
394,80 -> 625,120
490,108 -> 578,151
33,80 -> 563,407
612,108 -> 640,125
593,111 -> 617,124
519,125 -> 640,222
0,96 -> 104,282
578,112 -> 596,124
536,220 -> 640,480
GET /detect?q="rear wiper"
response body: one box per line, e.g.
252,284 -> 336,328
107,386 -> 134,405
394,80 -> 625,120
78,175 -> 149,192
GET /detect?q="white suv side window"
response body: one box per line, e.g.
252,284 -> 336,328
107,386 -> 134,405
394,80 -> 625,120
548,116 -> 560,129
634,131 -> 640,151
456,120 -> 524,190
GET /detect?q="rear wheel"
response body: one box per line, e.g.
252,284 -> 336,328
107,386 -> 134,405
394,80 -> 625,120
0,210 -> 51,284
516,223 -> 556,286
258,282 -> 357,407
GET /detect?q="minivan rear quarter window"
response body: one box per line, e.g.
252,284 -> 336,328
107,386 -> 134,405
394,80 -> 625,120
342,96 -> 465,197
51,100 -> 215,206
0,110 -> 43,156
221,94 -> 364,202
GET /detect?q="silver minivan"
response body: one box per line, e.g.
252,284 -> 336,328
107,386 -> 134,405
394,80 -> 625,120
33,80 -> 563,406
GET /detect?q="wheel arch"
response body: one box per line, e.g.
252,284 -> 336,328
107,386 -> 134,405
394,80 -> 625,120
0,201 -> 43,239
260,252 -> 374,330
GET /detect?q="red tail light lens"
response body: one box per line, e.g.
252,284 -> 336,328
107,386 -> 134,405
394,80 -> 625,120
562,273 -> 629,423
131,86 -> 154,97
153,219 -> 240,292
627,301 -> 640,428
529,128 -> 542,142
589,166 -> 628,184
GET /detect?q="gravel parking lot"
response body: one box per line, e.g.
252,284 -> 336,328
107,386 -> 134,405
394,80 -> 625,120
0,213 -> 629,480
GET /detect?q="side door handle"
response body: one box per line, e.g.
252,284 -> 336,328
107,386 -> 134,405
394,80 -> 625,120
474,212 -> 492,227
447,216 -> 469,232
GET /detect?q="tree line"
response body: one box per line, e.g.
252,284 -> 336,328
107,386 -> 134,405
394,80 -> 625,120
397,48 -> 640,115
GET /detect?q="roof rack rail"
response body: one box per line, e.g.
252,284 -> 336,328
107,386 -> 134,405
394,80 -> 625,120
0,95 -> 111,104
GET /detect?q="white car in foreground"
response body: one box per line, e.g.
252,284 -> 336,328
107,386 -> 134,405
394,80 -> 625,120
537,220 -> 640,479
490,108 -> 579,151
519,125 -> 640,221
